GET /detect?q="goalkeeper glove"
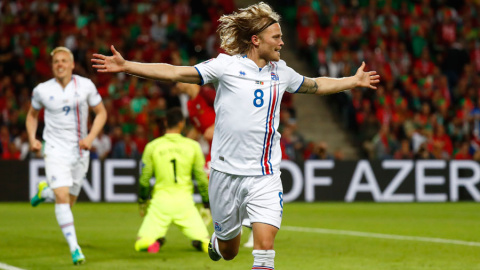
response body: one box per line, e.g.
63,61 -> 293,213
138,198 -> 149,217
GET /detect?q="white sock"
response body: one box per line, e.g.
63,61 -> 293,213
252,250 -> 275,269
210,233 -> 223,259
41,187 -> 54,201
55,203 -> 79,252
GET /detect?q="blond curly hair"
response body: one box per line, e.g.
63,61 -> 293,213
217,2 -> 280,55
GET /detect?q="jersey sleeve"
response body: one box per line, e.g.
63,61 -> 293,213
31,86 -> 43,110
284,65 -> 305,94
86,79 -> 102,106
193,54 -> 230,86
138,142 -> 154,201
192,141 -> 209,203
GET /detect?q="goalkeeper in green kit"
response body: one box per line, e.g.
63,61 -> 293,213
135,107 -> 211,253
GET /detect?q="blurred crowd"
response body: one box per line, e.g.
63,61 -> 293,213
0,0 -> 309,161
2,0 -> 478,162
0,0 -> 231,160
292,0 -> 480,160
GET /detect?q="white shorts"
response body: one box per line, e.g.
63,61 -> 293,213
44,154 -> 89,196
209,169 -> 284,241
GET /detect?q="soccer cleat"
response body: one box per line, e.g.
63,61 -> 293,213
30,181 -> 48,207
135,237 -> 165,253
208,240 -> 221,261
71,248 -> 85,265
147,241 -> 160,253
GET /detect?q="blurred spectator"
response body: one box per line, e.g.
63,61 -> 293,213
13,130 -> 29,160
393,139 -> 414,159
0,126 -> 11,157
280,124 -> 305,163
91,129 -> 112,160
333,148 -> 344,161
133,125 -> 148,153
365,124 -> 397,160
3,142 -> 20,160
454,141 -> 472,160
415,142 -> 435,159
308,141 -> 333,160
112,133 -> 140,159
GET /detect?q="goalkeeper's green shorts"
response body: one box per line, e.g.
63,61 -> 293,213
136,197 -> 210,247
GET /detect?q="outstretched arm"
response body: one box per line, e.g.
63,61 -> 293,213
297,62 -> 380,95
91,45 -> 201,84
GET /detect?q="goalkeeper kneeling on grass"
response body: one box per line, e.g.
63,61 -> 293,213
135,107 -> 211,253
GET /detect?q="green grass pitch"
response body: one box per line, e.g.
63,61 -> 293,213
0,202 -> 479,270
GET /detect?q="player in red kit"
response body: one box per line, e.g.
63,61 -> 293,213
176,82 -> 216,226
176,83 -> 216,167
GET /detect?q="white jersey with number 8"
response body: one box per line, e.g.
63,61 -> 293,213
194,54 -> 304,176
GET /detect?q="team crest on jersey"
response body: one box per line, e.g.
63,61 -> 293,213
202,58 -> 214,64
239,71 -> 246,76
271,72 -> 279,81
214,222 -> 222,232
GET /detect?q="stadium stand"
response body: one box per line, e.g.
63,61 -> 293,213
1,0 -> 479,161
289,0 -> 480,160
0,0 -> 239,160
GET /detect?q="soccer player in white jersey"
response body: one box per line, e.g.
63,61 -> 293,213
91,2 -> 379,269
26,46 -> 107,265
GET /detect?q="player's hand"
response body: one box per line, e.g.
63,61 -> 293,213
91,45 -> 126,73
199,206 -> 212,226
354,62 -> 380,90
79,137 -> 93,150
29,139 -> 42,153
203,202 -> 210,209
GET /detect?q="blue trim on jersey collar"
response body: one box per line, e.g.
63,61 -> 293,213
294,77 -> 305,93
240,54 -> 273,70
194,67 -> 204,85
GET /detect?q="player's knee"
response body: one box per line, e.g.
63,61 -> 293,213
255,239 -> 274,250
220,247 -> 239,261
55,194 -> 70,204
54,188 -> 70,204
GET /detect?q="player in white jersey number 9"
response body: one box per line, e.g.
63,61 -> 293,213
27,46 -> 107,265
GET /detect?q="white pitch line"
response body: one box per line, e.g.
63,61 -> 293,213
0,262 -> 26,270
282,226 -> 480,247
